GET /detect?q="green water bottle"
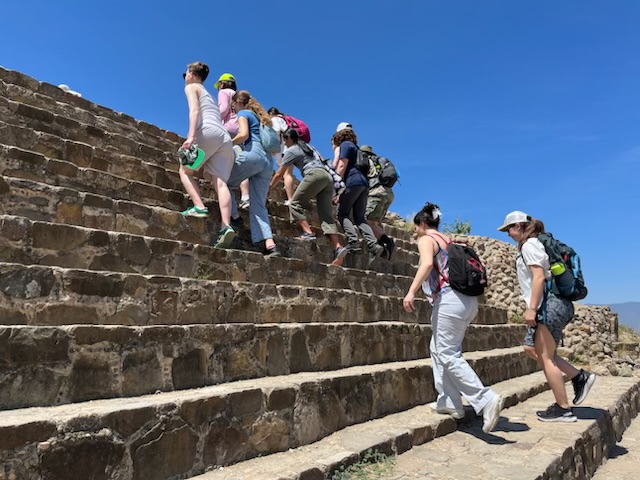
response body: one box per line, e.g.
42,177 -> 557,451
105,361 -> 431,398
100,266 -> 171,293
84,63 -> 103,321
550,262 -> 574,295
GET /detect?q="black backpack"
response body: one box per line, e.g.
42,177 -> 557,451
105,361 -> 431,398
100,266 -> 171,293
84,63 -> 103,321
355,148 -> 375,176
430,233 -> 488,296
376,156 -> 399,188
538,232 -> 588,301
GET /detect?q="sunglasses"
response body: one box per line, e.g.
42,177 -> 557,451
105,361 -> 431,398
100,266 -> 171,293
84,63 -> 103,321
182,72 -> 188,79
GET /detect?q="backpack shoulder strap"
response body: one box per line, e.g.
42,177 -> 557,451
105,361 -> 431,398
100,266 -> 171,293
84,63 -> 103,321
425,234 -> 449,286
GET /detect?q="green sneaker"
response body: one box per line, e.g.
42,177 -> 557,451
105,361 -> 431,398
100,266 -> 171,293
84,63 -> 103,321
181,206 -> 208,217
214,225 -> 236,249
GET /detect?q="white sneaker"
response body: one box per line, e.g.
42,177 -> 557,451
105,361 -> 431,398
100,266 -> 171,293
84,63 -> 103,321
284,200 -> 291,206
429,401 -> 465,420
482,394 -> 504,433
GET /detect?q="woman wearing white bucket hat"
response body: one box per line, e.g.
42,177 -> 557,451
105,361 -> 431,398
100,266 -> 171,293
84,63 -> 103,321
498,211 -> 596,422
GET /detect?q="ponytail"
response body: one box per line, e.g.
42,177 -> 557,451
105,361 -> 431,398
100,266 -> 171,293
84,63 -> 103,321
517,217 -> 545,250
232,90 -> 272,126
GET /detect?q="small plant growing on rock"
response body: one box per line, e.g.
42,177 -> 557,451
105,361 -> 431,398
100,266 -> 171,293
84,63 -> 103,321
443,217 -> 472,235
509,313 -> 524,324
331,449 -> 396,480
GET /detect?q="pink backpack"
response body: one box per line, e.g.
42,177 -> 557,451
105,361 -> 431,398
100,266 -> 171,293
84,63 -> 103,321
282,115 -> 311,143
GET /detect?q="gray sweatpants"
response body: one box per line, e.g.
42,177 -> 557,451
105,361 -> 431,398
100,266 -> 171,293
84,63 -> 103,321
430,289 -> 498,414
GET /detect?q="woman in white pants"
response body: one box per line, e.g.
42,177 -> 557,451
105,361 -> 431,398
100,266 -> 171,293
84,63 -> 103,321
403,202 -> 503,433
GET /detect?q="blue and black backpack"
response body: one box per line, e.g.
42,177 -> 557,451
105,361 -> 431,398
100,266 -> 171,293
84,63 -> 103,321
538,232 -> 588,301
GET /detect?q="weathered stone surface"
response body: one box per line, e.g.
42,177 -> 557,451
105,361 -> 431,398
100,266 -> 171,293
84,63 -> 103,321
172,349 -> 207,390
132,421 -> 198,480
40,434 -> 127,480
122,349 -> 163,396
68,353 -> 113,401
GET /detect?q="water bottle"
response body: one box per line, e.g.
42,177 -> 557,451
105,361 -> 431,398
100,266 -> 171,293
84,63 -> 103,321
550,262 -> 575,296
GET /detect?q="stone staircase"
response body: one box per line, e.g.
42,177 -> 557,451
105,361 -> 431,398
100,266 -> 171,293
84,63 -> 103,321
0,66 -> 638,480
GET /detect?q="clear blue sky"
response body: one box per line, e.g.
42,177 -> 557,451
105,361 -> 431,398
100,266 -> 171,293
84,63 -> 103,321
2,1 -> 639,305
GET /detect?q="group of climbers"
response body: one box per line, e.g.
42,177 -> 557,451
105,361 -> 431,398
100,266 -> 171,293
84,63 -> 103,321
177,61 -> 596,433
177,61 -> 398,263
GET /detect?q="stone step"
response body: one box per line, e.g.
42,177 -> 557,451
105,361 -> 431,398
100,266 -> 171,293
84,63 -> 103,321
0,347 -> 538,480
0,215 -> 423,301
0,145 -> 418,269
591,403 -> 640,480
189,371 -> 550,480
0,172 -> 414,259
0,109 -> 414,244
0,70 -> 179,156
349,376 -> 640,480
0,262 -> 506,328
0,322 -> 526,410
193,375 -> 640,480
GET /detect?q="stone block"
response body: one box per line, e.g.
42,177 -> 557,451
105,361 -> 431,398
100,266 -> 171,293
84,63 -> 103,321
122,349 -> 163,396
268,387 -> 296,411
290,330 -> 312,373
0,421 -> 56,451
131,421 -> 198,480
40,434 -> 127,480
181,396 -> 226,427
65,270 -> 125,297
203,417 -> 252,467
172,349 -> 207,390
228,389 -> 264,417
267,332 -> 288,376
250,415 -> 290,453
35,303 -> 98,326
68,353 -> 113,401
0,266 -> 55,298
0,175 -> 9,195
32,222 -> 87,251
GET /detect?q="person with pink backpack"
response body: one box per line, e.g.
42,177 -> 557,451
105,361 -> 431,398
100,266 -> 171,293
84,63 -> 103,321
268,107 -> 311,205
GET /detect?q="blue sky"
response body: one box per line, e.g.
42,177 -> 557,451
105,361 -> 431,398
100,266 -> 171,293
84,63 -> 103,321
1,1 -> 639,305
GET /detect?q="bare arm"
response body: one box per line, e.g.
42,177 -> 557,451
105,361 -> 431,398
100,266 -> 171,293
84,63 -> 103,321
182,84 -> 200,149
232,115 -> 249,145
525,265 -> 546,326
403,236 -> 436,312
270,164 -> 293,188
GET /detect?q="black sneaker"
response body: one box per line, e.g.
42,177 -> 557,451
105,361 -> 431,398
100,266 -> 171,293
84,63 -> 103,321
263,246 -> 281,258
230,216 -> 244,229
536,403 -> 577,423
572,369 -> 596,405
384,237 -> 395,261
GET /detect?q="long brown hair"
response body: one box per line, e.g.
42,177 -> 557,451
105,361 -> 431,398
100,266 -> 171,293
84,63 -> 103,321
518,217 -> 545,250
332,129 -> 358,147
232,90 -> 272,126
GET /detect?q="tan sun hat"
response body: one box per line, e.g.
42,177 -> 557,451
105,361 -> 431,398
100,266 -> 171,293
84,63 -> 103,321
497,211 -> 530,231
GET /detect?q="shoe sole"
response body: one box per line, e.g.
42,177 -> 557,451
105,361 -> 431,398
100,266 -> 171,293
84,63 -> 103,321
182,210 -> 209,217
429,403 -> 465,419
482,395 -> 504,433
214,229 -> 236,249
573,374 -> 596,405
536,415 -> 578,423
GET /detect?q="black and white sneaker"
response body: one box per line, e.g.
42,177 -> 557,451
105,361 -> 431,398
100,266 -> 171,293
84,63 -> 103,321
572,369 -> 596,405
536,403 -> 577,423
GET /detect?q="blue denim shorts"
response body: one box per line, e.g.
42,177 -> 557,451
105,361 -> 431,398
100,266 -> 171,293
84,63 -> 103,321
523,293 -> 574,347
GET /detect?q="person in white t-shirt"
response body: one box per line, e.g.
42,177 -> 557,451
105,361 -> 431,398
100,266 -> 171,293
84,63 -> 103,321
498,211 -> 596,423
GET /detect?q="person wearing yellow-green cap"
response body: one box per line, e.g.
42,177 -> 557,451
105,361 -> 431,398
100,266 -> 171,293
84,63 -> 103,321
215,73 -> 239,137
215,72 -> 250,209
